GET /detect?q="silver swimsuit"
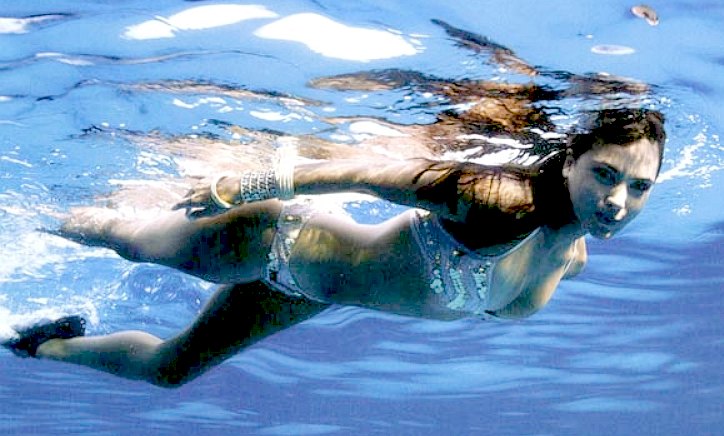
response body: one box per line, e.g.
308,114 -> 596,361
409,209 -> 541,316
262,200 -> 315,299
262,198 -> 350,300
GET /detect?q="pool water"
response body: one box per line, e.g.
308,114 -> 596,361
1,1 -> 722,435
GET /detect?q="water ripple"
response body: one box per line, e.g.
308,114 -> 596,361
0,13 -> 73,35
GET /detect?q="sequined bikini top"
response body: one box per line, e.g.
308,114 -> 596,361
410,209 -> 541,317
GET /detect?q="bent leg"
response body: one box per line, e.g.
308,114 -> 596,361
36,281 -> 330,387
60,201 -> 283,283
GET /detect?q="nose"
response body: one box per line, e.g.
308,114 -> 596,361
605,184 -> 628,220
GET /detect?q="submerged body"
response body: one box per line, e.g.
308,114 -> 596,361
258,200 -> 584,319
21,127 -> 660,388
3,21 -> 666,387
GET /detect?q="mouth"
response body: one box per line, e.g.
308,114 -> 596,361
594,211 -> 619,230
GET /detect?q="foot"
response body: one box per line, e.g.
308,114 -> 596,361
2,316 -> 86,358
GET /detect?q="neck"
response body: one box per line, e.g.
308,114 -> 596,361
541,221 -> 587,251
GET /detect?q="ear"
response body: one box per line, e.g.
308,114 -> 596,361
562,153 -> 575,178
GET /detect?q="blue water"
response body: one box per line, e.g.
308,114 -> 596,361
1,1 -> 722,435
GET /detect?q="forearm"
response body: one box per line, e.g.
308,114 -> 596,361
293,158 -> 457,212
292,158 -> 537,223
212,157 -> 474,218
209,155 -> 519,222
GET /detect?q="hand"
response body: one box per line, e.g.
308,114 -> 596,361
173,177 -> 237,218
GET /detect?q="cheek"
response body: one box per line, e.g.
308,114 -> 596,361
570,185 -> 601,221
577,183 -> 604,208
568,169 -> 605,216
625,195 -> 651,216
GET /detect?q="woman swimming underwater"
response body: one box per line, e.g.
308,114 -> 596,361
3,21 -> 666,387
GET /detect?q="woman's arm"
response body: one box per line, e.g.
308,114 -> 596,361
296,158 -> 536,225
195,157 -> 534,223
295,158 -> 473,219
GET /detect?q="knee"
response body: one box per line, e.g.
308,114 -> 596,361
147,345 -> 200,388
144,361 -> 194,388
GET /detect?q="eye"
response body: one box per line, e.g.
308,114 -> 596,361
592,166 -> 617,186
630,180 -> 653,195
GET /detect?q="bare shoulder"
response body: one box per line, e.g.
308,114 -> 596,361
563,237 -> 588,279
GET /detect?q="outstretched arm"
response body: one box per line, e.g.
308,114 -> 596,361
187,157 -> 534,224
295,158 -> 481,219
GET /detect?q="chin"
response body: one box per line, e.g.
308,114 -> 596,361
594,231 -> 615,240
587,224 -> 617,240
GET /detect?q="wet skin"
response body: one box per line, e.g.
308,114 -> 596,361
563,138 -> 660,239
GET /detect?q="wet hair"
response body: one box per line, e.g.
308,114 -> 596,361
413,107 -> 667,239
566,108 -> 666,173
437,107 -> 667,176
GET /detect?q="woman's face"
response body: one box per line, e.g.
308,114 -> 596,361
564,138 -> 660,239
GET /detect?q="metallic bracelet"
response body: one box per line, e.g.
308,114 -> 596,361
235,142 -> 297,203
274,142 -> 296,200
210,174 -> 235,209
238,170 -> 278,203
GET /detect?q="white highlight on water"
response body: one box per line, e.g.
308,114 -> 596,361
123,4 -> 278,40
249,110 -> 304,123
255,13 -> 419,61
0,14 -> 67,34
591,45 -> 636,55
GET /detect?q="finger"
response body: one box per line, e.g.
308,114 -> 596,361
187,206 -> 218,220
172,198 -> 196,210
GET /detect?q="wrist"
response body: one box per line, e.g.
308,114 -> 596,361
210,144 -> 296,208
218,176 -> 242,204
210,175 -> 238,208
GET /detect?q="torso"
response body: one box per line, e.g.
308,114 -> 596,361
286,205 -> 584,320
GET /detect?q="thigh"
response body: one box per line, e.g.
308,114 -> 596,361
152,281 -> 329,386
133,201 -> 284,283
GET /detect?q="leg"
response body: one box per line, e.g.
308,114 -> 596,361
60,201 -> 283,283
35,281 -> 329,387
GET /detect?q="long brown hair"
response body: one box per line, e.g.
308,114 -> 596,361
567,108 -> 666,174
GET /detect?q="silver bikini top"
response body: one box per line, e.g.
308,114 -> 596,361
410,209 -> 541,316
